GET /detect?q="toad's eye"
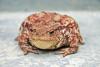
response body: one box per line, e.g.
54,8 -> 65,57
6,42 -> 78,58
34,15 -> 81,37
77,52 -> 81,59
30,29 -> 36,32
48,31 -> 54,35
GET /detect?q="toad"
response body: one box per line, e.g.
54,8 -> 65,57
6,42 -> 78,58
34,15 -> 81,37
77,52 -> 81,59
16,12 -> 84,57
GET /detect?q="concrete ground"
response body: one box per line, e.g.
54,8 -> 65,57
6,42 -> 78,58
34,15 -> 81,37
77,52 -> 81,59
0,0 -> 100,67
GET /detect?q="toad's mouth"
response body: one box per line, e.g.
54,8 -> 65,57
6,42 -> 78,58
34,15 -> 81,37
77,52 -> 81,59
30,36 -> 61,49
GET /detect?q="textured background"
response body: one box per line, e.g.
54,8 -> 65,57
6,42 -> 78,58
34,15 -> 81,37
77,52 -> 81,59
0,0 -> 100,67
0,0 -> 100,11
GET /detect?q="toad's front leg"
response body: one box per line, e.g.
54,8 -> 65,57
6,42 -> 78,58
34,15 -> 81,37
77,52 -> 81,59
19,42 -> 39,55
59,34 -> 79,57
16,33 -> 38,55
58,22 -> 82,57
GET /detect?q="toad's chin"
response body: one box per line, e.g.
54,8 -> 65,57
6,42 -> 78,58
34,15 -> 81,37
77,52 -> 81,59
30,40 -> 59,49
29,35 -> 61,49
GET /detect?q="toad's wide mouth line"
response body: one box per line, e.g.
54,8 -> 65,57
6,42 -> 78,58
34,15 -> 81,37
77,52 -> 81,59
31,35 -> 60,41
30,39 -> 59,49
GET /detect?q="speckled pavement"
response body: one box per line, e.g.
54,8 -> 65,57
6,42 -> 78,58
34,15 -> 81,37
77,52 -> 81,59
0,11 -> 100,67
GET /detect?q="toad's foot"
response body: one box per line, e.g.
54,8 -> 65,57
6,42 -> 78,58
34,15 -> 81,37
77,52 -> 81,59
57,47 -> 78,57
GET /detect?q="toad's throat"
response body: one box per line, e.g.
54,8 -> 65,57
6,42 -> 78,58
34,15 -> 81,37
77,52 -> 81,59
29,35 -> 62,49
30,40 -> 59,49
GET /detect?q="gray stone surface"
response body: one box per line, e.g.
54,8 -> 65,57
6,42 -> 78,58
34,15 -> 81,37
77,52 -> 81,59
0,11 -> 100,67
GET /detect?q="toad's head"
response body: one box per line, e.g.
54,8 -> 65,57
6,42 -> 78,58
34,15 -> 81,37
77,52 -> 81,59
20,12 -> 72,49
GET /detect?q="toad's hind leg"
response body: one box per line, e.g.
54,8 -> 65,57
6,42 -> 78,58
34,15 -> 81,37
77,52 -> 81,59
77,24 -> 84,44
